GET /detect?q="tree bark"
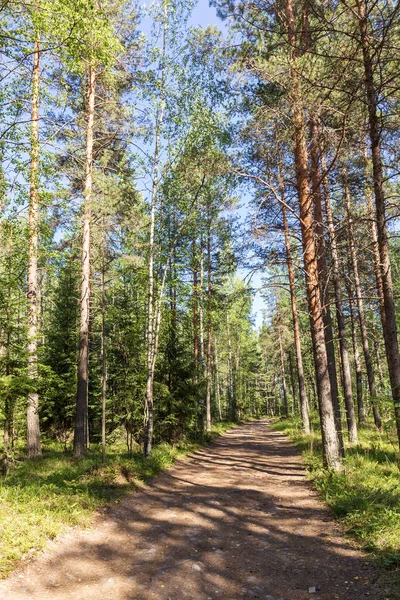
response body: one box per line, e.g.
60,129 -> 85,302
214,342 -> 222,421
205,221 -> 212,432
277,316 -> 289,418
278,150 -> 310,433
310,120 -> 344,455
363,138 -> 385,327
348,292 -> 367,425
345,177 -> 382,429
74,65 -> 96,458
101,219 -> 107,464
27,37 -> 42,458
192,238 -> 199,380
227,313 -> 235,421
320,151 -> 358,443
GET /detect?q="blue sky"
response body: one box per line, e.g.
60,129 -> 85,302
187,0 -> 268,328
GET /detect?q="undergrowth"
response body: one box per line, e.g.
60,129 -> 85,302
0,421 -> 235,577
272,416 -> 400,592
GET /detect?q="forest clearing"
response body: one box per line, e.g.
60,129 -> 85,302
0,0 -> 400,597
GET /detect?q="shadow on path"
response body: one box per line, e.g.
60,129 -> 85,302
0,420 -> 387,600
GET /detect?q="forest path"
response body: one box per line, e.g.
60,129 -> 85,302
0,420 -> 385,600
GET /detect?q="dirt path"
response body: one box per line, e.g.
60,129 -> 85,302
0,420 -> 387,600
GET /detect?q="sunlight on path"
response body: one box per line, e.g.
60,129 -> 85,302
0,421 -> 384,600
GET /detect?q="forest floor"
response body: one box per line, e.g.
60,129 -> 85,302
0,420 -> 393,600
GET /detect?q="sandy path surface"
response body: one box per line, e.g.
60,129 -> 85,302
0,420 -> 386,600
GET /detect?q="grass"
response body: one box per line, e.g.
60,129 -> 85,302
271,416 -> 400,593
0,421 -> 236,577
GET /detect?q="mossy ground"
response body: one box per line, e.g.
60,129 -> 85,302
0,421 -> 235,577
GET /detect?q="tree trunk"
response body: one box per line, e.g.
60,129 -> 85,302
356,0 -> 400,444
144,8 -> 167,456
346,277 -> 367,425
288,350 -> 297,413
73,65 -> 96,458
205,223 -> 212,432
363,138 -> 385,327
193,238 -> 199,380
279,152 -> 310,433
199,246 -> 205,376
310,121 -> 344,455
101,220 -> 107,464
277,318 -> 289,418
214,342 -> 222,421
345,177 -> 382,429
227,313 -> 236,421
27,37 -> 42,457
321,151 -> 358,443
284,0 -> 341,469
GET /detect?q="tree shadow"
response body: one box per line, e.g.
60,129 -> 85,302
0,420 -> 390,600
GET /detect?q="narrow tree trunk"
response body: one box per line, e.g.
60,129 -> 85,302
227,313 -> 235,421
101,220 -> 107,464
288,350 -> 297,413
27,37 -> 42,457
321,151 -> 358,443
369,306 -> 385,391
73,65 -> 96,458
345,177 -> 382,430
193,238 -> 199,380
356,0 -> 400,444
199,246 -> 205,376
205,224 -> 212,432
310,121 -> 344,455
214,342 -> 222,421
346,275 -> 367,425
277,318 -> 289,418
363,138 -> 385,327
285,0 -> 341,469
144,9 -> 167,456
279,153 -> 310,433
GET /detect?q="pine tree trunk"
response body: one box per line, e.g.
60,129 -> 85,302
345,178 -> 382,429
279,155 -> 310,433
310,121 -> 344,455
369,307 -> 385,391
321,151 -> 358,443
284,0 -> 341,469
288,351 -> 297,413
205,224 -> 212,432
214,342 -> 222,421
227,314 -> 235,421
277,319 -> 289,418
74,65 -> 95,458
363,139 -> 386,327
101,220 -> 107,464
193,239 -> 199,380
356,0 -> 400,444
27,37 -> 42,458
